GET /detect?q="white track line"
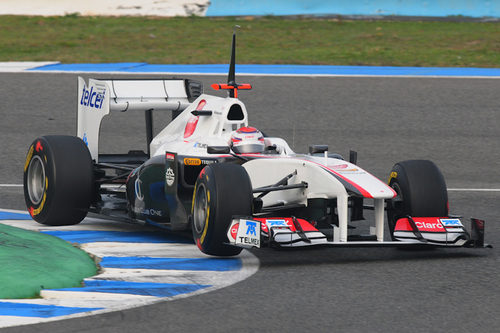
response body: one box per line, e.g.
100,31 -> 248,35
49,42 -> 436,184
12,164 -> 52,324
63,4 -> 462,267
448,188 -> 500,192
4,184 -> 500,192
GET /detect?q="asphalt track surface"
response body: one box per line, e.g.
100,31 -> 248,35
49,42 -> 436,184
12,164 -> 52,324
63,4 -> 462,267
1,73 -> 499,332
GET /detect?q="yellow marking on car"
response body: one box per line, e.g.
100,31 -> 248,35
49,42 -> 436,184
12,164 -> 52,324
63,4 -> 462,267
388,171 -> 398,184
24,145 -> 34,172
200,190 -> 210,244
184,158 -> 201,166
191,183 -> 197,213
32,193 -> 46,216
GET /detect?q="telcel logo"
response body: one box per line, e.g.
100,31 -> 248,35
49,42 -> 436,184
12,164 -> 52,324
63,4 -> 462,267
80,86 -> 105,109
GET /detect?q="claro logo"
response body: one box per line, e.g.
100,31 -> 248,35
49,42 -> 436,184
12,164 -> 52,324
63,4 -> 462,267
415,221 -> 445,231
80,86 -> 105,109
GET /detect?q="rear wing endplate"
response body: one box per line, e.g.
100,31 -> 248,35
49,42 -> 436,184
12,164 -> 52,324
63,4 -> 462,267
77,76 -> 201,160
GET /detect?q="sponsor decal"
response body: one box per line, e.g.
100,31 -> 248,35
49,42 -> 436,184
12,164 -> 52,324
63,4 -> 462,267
415,220 -> 445,231
246,221 -> 257,236
230,222 -> 239,240
134,179 -> 144,201
166,153 -> 175,161
183,100 -> 204,139
148,209 -> 162,217
339,168 -> 359,172
258,218 -> 291,233
184,116 -> 199,138
165,168 -> 175,187
395,218 -> 446,232
133,207 -> 163,217
256,217 -> 319,234
184,158 -> 201,166
266,219 -> 288,227
193,142 -> 208,149
330,164 -> 348,169
329,164 -> 358,172
80,85 -> 105,109
82,133 -> 88,146
440,218 -> 463,227
235,219 -> 260,247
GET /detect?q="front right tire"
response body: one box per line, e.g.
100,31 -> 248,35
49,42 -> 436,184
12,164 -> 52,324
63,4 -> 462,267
386,160 -> 448,239
191,163 -> 253,256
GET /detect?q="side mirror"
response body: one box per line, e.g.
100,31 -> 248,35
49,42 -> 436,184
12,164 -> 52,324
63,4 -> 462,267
207,146 -> 231,154
266,144 -> 277,152
309,145 -> 328,155
349,150 -> 358,164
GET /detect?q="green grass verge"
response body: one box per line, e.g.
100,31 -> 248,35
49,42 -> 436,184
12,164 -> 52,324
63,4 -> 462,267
0,16 -> 499,67
0,223 -> 98,299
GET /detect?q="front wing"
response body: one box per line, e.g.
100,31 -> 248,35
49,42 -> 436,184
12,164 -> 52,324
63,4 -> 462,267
227,216 -> 489,249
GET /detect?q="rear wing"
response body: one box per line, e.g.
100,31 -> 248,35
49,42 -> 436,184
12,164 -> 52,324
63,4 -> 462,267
77,76 -> 202,160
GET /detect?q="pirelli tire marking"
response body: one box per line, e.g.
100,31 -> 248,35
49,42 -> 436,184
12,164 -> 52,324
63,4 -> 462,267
25,142 -> 48,217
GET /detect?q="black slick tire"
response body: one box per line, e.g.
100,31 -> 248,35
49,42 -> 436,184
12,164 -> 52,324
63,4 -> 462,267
191,163 -> 252,256
387,160 -> 448,239
23,135 -> 94,226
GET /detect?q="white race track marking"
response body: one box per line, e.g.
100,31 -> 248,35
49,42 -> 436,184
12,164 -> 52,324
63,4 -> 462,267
1,62 -> 500,79
81,242 -> 208,258
448,188 -> 500,192
0,62 -> 58,72
0,209 -> 259,329
18,70 -> 500,79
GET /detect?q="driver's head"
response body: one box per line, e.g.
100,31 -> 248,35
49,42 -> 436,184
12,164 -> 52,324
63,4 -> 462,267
230,126 -> 265,154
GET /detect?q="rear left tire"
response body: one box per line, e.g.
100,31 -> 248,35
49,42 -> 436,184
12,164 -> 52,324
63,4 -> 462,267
24,135 -> 94,226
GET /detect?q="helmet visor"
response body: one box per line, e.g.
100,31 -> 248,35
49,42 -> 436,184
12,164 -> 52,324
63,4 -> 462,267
232,142 -> 265,154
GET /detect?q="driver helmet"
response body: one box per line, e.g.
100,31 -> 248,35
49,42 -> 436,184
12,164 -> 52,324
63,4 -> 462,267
230,126 -> 265,154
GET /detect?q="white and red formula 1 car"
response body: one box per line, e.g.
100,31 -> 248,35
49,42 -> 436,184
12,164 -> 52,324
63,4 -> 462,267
23,32 -> 489,256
